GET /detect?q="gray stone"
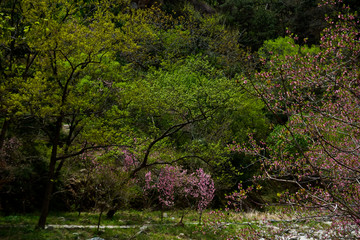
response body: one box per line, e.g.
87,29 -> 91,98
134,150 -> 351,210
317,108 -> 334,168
46,226 -> 54,230
139,225 -> 148,231
177,233 -> 186,239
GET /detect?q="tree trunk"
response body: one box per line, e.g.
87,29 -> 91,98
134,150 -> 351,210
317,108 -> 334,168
0,119 -> 9,150
97,210 -> 103,232
198,210 -> 203,225
37,158 -> 56,229
178,209 -> 185,226
106,208 -> 117,219
37,116 -> 62,229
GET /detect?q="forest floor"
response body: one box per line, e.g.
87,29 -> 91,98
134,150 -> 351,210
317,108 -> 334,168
0,209 -> 358,239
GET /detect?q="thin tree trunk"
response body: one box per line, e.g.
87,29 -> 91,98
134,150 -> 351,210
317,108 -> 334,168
161,207 -> 164,223
179,209 -> 185,226
97,210 -> 103,232
0,119 -> 9,150
198,210 -> 203,225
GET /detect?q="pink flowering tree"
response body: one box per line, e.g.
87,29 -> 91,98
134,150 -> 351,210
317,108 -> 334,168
144,165 -> 215,223
233,0 -> 360,228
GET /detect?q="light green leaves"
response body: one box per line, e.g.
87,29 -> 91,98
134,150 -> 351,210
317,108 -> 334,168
258,36 -> 320,61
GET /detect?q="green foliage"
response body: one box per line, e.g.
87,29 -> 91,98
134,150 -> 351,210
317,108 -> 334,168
267,124 -> 310,157
218,0 -> 328,50
120,4 -> 248,76
125,55 -> 237,166
0,0 -> 273,220
124,55 -> 270,194
218,0 -> 281,49
258,36 -> 320,60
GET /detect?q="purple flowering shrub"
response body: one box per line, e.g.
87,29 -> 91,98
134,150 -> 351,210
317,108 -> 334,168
144,165 -> 215,213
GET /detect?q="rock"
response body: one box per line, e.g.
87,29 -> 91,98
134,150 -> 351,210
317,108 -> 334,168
72,233 -> 80,240
139,225 -> 148,231
177,233 -> 186,239
88,237 -> 105,240
46,226 -> 54,230
131,225 -> 148,238
58,217 -> 66,222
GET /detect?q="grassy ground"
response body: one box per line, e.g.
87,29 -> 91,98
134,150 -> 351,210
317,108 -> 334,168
0,209 -> 240,240
0,208 -> 349,239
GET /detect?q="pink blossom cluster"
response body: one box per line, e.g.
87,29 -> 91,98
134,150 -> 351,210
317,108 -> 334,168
144,166 -> 215,211
79,148 -> 139,173
122,150 -> 138,171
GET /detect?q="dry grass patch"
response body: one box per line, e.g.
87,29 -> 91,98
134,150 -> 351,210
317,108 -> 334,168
226,209 -> 293,223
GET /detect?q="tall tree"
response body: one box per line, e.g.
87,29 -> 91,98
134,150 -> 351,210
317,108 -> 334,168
1,0 -> 136,228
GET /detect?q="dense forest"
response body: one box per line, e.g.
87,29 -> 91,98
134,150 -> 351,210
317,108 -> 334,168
1,0 -> 359,238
